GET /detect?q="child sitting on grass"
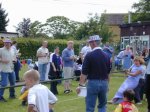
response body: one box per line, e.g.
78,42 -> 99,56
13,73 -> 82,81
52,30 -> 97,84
114,89 -> 138,112
19,86 -> 29,106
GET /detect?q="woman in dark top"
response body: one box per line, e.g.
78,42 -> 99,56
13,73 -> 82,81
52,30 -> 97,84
74,53 -> 83,81
49,47 -> 62,95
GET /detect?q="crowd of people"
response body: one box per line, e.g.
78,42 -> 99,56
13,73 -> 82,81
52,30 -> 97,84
0,36 -> 150,112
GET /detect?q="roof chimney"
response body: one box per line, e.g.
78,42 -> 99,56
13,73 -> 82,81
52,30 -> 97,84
128,11 -> 132,24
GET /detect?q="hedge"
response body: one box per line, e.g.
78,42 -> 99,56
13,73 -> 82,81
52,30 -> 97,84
10,38 -> 83,60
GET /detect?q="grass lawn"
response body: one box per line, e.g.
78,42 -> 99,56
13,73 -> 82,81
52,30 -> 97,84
0,66 -> 147,112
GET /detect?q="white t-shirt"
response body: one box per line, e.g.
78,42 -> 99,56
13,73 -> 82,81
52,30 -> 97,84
49,53 -> 54,63
28,84 -> 58,112
81,46 -> 91,57
37,47 -> 49,64
11,45 -> 18,56
0,47 -> 16,72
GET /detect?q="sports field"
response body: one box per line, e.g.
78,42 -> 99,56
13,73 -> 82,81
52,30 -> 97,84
0,66 -> 147,112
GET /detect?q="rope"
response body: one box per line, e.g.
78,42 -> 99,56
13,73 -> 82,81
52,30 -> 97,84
0,76 -> 79,89
0,71 -> 125,89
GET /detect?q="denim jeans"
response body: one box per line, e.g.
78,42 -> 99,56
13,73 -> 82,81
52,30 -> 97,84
14,59 -> 21,81
134,78 -> 145,103
38,63 -> 47,81
146,75 -> 150,111
49,109 -> 53,112
86,80 -> 108,112
0,72 -> 16,98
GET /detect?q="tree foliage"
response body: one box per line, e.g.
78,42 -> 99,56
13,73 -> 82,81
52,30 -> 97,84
132,0 -> 150,22
45,16 -> 81,39
0,3 -> 9,31
15,15 -> 113,41
29,21 -> 41,37
15,18 -> 31,37
29,21 -> 48,38
75,13 -> 113,43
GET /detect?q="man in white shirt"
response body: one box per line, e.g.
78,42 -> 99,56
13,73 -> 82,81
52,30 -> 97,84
81,40 -> 91,58
0,39 -> 16,102
24,69 -> 57,112
37,41 -> 49,81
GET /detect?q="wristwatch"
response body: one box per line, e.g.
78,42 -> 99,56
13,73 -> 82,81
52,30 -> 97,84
79,84 -> 85,87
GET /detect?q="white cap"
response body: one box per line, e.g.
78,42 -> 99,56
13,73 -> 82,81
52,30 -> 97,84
88,35 -> 102,42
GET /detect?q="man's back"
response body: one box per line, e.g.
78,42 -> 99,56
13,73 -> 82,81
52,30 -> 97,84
82,48 -> 111,80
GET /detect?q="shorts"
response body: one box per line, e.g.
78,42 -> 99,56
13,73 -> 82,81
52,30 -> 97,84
63,67 -> 74,82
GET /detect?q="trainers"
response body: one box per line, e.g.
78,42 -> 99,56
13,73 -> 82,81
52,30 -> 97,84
136,102 -> 142,105
107,100 -> 113,104
0,97 -> 7,102
9,95 -> 16,99
64,90 -> 70,94
22,101 -> 27,106
107,98 -> 120,104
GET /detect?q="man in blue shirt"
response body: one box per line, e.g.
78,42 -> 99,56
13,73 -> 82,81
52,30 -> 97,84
62,41 -> 76,94
77,35 -> 111,112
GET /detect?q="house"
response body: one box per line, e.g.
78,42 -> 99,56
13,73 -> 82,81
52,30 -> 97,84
0,32 -> 19,38
104,13 -> 127,42
0,32 -> 19,47
120,21 -> 150,53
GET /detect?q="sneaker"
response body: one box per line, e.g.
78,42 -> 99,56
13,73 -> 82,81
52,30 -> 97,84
136,102 -> 142,105
107,98 -> 120,104
22,101 -> 27,106
9,95 -> 16,99
64,90 -> 70,94
0,97 -> 7,102
107,100 -> 113,104
16,80 -> 20,82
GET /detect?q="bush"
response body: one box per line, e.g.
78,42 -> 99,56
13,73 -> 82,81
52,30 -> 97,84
13,38 -> 81,60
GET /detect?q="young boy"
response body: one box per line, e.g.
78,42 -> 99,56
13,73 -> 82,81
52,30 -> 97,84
114,89 -> 138,112
24,69 -> 57,112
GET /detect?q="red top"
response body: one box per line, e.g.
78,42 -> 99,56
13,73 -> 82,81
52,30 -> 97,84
121,101 -> 133,112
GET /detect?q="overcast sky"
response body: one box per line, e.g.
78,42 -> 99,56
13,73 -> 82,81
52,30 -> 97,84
1,0 -> 139,32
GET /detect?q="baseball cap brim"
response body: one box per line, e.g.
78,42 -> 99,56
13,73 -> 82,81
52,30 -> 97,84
3,39 -> 12,43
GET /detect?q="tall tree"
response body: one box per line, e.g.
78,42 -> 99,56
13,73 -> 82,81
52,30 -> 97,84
29,21 -> 41,37
29,21 -> 48,38
132,0 -> 150,22
15,18 -> 31,37
75,13 -> 113,43
0,3 -> 9,31
45,16 -> 81,39
99,14 -> 113,43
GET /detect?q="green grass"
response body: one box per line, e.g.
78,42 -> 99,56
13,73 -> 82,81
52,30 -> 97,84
0,66 -> 147,112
